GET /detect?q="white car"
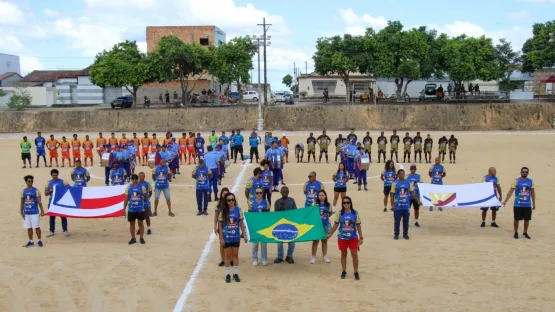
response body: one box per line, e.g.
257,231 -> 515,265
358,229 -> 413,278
243,91 -> 259,102
274,92 -> 285,102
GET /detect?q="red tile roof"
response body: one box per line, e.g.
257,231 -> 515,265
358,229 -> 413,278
20,66 -> 91,83
0,72 -> 21,80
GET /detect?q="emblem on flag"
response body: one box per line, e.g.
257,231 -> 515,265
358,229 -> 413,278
257,218 -> 314,242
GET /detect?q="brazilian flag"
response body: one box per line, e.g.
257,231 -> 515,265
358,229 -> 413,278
244,207 -> 326,243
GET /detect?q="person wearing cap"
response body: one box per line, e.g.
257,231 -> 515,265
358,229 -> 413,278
248,132 -> 260,164
279,133 -> 290,163
316,130 -> 331,164
110,161 -> 127,186
355,147 -> 369,191
153,158 -> 174,217
390,169 -> 421,240
390,130 -> 400,163
407,164 -> 424,227
264,141 -> 282,192
204,146 -> 220,202
192,159 -> 212,215
306,133 -> 317,163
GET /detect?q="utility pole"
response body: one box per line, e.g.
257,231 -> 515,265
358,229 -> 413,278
257,18 -> 272,107
249,35 -> 266,131
305,61 -> 307,75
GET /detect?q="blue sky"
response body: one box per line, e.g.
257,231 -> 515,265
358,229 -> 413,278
0,0 -> 553,90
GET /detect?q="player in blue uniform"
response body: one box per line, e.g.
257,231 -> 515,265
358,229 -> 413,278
35,132 -> 47,168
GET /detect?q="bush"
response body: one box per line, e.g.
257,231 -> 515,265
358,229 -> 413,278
0,89 -> 6,97
7,87 -> 32,110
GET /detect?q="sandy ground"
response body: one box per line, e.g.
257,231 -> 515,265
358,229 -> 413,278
1,130 -> 554,312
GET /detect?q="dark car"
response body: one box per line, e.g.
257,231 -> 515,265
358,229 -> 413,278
111,96 -> 133,108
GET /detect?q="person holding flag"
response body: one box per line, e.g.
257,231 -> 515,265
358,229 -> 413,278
45,169 -> 69,237
429,157 -> 447,211
35,132 -> 47,168
502,167 -> 535,239
21,175 -> 45,247
480,167 -> 502,228
218,192 -> 248,283
249,187 -> 270,266
71,159 -> 90,187
390,169 -> 421,240
273,186 -> 297,264
124,174 -> 148,245
407,165 -> 423,227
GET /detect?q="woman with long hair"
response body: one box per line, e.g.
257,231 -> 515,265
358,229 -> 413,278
311,190 -> 332,264
214,187 -> 230,266
380,160 -> 396,212
218,192 -> 248,283
260,159 -> 273,206
250,187 -> 270,266
332,162 -> 349,209
327,196 -> 363,280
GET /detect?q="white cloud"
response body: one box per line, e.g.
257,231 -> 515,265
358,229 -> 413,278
137,41 -> 147,53
0,34 -> 44,74
44,9 -> 61,18
0,1 -> 24,25
54,18 -> 125,56
85,0 -> 156,8
20,56 -> 45,74
338,8 -> 388,35
0,34 -> 24,53
507,10 -> 532,20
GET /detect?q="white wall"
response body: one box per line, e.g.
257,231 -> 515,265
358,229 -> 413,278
0,86 -> 54,107
57,78 -> 78,84
0,54 -> 21,75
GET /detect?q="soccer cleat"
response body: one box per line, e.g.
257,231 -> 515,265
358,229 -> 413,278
285,256 -> 295,264
128,238 -> 137,245
140,238 -> 146,244
383,207 -> 387,212
341,271 -> 347,279
403,235 -> 410,240
233,274 -> 240,282
491,222 -> 498,228
394,235 -> 399,240
37,241 -> 43,247
147,229 -> 152,235
514,233 -> 519,239
218,261 -> 225,267
24,241 -> 34,248
203,210 -> 208,216
274,258 -> 283,264
481,222 -> 486,228
415,222 -> 420,227
523,233 -> 531,239
354,272 -> 360,280
225,274 -> 231,283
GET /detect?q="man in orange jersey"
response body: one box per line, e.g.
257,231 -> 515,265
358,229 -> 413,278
60,136 -> 71,167
186,132 -> 197,165
280,133 -> 290,163
132,132 -> 140,163
178,132 -> 188,165
46,134 -> 60,167
96,132 -> 107,157
141,132 -> 151,166
108,133 -> 118,152
163,132 -> 172,146
71,134 -> 81,165
82,135 -> 94,166
150,133 -> 159,154
119,133 -> 129,146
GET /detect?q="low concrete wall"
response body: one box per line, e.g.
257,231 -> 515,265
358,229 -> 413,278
1,103 -> 554,133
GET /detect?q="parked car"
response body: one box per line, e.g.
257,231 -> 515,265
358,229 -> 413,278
243,91 -> 259,102
274,92 -> 285,102
422,83 -> 438,101
111,96 -> 133,108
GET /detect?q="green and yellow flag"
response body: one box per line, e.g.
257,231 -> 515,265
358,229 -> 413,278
244,207 -> 326,243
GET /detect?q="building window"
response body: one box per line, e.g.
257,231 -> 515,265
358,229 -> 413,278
312,80 -> 337,94
200,38 -> 209,46
352,81 -> 371,93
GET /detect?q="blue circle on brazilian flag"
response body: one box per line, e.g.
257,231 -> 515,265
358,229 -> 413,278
272,223 -> 299,240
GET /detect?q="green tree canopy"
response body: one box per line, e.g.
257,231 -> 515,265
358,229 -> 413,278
282,74 -> 293,88
209,36 -> 256,103
522,21 -> 555,73
495,38 -> 522,96
149,35 -> 212,104
89,40 -> 152,107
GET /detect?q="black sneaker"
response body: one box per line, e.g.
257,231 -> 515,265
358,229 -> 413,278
196,211 -> 202,216
491,222 -> 498,228
415,222 -> 420,227
341,271 -> 347,279
285,256 -> 295,264
383,207 -> 387,212
147,229 -> 152,235
140,238 -> 146,244
274,258 -> 284,264
225,274 -> 231,283
128,238 -> 137,245
218,261 -> 225,267
403,235 -> 410,240
523,233 -> 531,239
203,210 -> 208,216
514,233 -> 519,239
481,222 -> 486,228
354,272 -> 360,280
233,274 -> 241,282
394,235 -> 399,240
215,197 -> 219,202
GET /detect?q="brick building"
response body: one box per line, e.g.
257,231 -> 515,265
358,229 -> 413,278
532,68 -> 555,97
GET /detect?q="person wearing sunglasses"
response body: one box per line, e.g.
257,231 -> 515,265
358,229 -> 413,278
327,196 -> 363,280
311,190 -> 332,264
303,172 -> 325,207
218,193 -> 248,283
249,187 -> 270,266
390,169 -> 421,240
214,187 -> 230,267
21,175 -> 45,247
502,167 -> 535,239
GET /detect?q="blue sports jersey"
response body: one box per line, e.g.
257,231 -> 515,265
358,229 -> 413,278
382,169 -> 397,187
392,179 -> 412,211
304,181 -> 324,207
261,170 -> 272,189
334,210 -> 361,240
194,166 -> 211,190
72,167 -> 88,187
430,164 -> 445,185
138,180 -> 152,207
234,134 -> 244,145
319,202 -> 332,227
334,171 -> 347,188
21,187 -> 40,215
407,173 -> 422,198
110,167 -> 126,185
126,184 -> 145,213
153,165 -> 170,189
219,207 -> 244,243
196,137 -> 205,154
219,136 -> 229,145
512,178 -> 534,207
249,137 -> 259,147
250,199 -> 269,212
35,137 -> 46,152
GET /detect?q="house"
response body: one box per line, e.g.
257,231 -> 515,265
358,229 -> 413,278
297,73 -> 376,97
0,72 -> 22,87
531,68 -> 555,97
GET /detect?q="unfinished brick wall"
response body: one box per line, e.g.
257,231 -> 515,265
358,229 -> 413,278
532,70 -> 555,96
146,26 -> 215,52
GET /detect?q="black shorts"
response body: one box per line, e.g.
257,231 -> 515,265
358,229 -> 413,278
513,207 -> 532,221
411,200 -> 420,210
320,148 -> 328,153
128,211 -> 146,222
223,241 -> 240,248
383,186 -> 392,195
22,153 -> 31,160
334,187 -> 347,193
236,145 -> 244,154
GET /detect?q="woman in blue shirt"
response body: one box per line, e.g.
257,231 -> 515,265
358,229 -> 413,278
332,163 -> 349,210
218,192 -> 248,283
260,160 -> 273,206
249,188 -> 270,266
380,160 -> 396,212
214,187 -> 230,267
311,190 -> 333,264
327,196 -> 363,280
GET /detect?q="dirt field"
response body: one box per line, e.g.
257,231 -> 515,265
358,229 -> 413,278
1,130 -> 554,312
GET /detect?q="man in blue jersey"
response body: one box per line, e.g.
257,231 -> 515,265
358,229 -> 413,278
35,132 -> 47,168
71,159 -> 90,187
249,132 -> 260,164
124,174 -> 148,245
428,156 -> 446,211
192,159 -> 212,215
152,158 -> 174,217
45,169 -> 69,237
480,167 -> 502,228
502,167 -> 536,239
203,146 -> 220,202
219,131 -> 230,160
21,175 -> 46,247
390,169 -> 421,240
196,133 -> 205,160
265,141 -> 282,192
233,129 -> 244,163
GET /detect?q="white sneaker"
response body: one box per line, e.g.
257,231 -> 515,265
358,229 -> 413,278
310,256 -> 316,264
253,260 -> 258,266
323,256 -> 331,263
63,231 -> 70,237
332,207 -> 336,214
261,259 -> 267,266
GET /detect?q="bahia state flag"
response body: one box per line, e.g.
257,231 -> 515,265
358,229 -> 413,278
46,185 -> 127,218
244,207 -> 326,243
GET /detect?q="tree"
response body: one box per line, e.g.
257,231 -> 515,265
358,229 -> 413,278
521,21 -> 555,73
364,21 -> 444,101
150,35 -> 212,104
7,87 -> 32,110
282,74 -> 293,88
313,34 -> 366,103
210,37 -> 256,104
495,38 -> 522,98
440,35 -> 498,95
90,40 -> 152,107
0,89 -> 6,97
